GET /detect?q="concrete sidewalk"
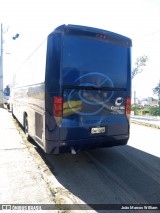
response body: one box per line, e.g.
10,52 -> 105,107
0,108 -> 96,213
0,108 -> 56,212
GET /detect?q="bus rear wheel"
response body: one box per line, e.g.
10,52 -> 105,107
11,106 -> 16,119
24,115 -> 31,141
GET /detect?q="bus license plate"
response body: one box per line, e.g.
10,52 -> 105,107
91,127 -> 105,134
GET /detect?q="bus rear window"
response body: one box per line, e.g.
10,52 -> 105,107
62,35 -> 129,88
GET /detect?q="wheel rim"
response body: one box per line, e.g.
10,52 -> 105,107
24,117 -> 28,135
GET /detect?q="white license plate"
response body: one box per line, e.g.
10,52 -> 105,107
91,127 -> 105,134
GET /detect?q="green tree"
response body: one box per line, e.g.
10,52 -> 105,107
149,106 -> 160,116
153,81 -> 160,116
132,55 -> 149,79
153,80 -> 160,99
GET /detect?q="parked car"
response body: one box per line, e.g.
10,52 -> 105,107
3,86 -> 10,110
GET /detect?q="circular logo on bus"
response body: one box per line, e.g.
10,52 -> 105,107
68,72 -> 114,115
115,97 -> 123,106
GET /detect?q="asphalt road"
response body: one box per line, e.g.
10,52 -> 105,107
42,124 -> 160,212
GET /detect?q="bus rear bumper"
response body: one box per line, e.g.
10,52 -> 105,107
44,134 -> 129,154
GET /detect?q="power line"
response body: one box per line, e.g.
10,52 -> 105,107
15,38 -> 46,71
133,29 -> 160,40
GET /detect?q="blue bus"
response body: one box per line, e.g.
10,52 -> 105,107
11,24 -> 132,154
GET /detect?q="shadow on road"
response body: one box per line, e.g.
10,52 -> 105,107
35,145 -> 160,207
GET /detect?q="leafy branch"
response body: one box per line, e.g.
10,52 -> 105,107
132,55 -> 149,79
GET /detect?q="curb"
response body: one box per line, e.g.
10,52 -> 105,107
131,119 -> 160,129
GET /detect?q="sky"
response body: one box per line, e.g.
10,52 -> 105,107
0,0 -> 160,98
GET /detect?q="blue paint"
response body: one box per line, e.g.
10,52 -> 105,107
37,25 -> 132,153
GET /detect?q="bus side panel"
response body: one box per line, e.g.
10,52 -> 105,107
27,83 -> 45,146
12,83 -> 45,147
12,87 -> 28,126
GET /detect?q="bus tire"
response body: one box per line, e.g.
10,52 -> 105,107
7,104 -> 10,111
24,115 -> 31,141
11,106 -> 16,119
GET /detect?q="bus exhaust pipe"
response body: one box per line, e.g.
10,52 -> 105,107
71,147 -> 76,155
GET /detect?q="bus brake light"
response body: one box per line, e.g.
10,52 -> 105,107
54,97 -> 63,117
126,98 -> 131,120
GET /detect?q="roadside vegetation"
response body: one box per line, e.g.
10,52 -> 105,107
131,105 -> 160,117
131,58 -> 160,117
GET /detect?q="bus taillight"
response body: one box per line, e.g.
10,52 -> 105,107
126,98 -> 131,121
54,97 -> 63,117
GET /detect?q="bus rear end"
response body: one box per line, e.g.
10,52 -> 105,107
46,25 -> 132,154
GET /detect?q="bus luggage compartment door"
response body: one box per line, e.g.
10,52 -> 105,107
59,88 -> 129,141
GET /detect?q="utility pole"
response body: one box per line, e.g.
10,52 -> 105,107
134,91 -> 136,105
0,23 -> 3,108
